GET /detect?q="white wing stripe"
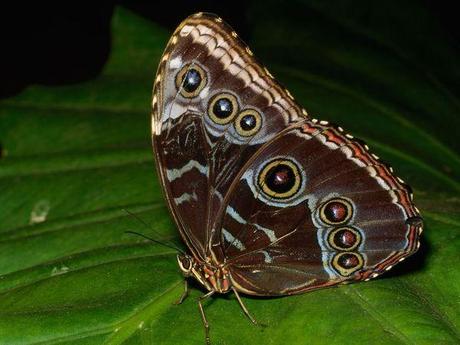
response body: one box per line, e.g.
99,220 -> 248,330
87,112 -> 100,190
222,229 -> 246,250
226,205 -> 277,242
166,160 -> 208,181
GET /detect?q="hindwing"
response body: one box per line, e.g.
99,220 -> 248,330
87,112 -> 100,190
214,121 -> 421,295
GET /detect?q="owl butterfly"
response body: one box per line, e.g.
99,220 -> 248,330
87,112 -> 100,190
152,12 -> 422,344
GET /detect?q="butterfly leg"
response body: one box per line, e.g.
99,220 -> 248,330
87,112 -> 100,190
198,290 -> 215,345
232,287 -> 264,327
174,279 -> 189,305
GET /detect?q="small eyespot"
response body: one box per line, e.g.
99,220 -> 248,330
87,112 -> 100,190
175,64 -> 207,98
328,227 -> 361,251
258,159 -> 302,199
208,93 -> 238,124
332,252 -> 363,276
235,109 -> 262,137
319,198 -> 353,225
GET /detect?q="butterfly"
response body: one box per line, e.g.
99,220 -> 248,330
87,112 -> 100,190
151,12 -> 423,344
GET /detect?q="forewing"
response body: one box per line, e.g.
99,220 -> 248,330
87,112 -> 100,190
152,13 -> 305,259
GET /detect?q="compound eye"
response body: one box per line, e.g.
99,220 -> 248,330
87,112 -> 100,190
177,255 -> 192,273
208,93 -> 238,124
235,109 -> 262,137
175,64 -> 207,98
319,198 -> 353,225
258,159 -> 302,199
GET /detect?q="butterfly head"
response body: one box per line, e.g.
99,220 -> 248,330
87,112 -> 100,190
177,254 -> 231,293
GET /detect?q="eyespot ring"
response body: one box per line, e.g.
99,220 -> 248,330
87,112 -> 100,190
331,252 -> 364,276
327,227 -> 362,251
258,159 -> 302,199
319,198 -> 353,225
234,109 -> 262,137
207,92 -> 239,125
175,63 -> 207,98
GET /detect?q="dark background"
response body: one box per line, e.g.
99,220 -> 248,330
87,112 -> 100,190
0,1 -> 458,100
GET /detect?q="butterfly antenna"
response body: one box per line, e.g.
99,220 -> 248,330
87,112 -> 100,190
122,208 -> 185,254
125,230 -> 185,254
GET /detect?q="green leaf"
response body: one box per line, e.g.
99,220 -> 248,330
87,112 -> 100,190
0,2 -> 459,344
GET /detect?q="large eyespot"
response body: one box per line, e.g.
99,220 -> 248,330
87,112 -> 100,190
328,227 -> 362,251
208,93 -> 238,124
319,198 -> 353,225
331,252 -> 364,276
175,64 -> 207,98
258,159 -> 302,199
234,109 -> 262,137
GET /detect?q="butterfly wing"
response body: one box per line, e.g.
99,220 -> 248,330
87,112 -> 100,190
152,13 -> 304,259
213,121 -> 422,295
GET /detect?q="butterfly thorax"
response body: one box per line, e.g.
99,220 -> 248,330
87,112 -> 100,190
177,254 -> 231,293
